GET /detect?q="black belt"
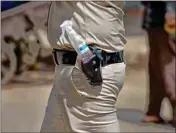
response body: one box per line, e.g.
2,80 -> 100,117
52,48 -> 124,67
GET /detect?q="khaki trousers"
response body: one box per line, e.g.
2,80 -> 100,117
40,57 -> 126,132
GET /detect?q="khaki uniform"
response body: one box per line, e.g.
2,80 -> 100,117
41,1 -> 126,132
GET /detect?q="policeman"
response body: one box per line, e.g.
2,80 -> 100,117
40,1 -> 126,132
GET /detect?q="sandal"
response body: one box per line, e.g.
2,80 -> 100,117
141,115 -> 165,124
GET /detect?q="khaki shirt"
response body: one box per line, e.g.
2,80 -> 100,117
47,1 -> 127,52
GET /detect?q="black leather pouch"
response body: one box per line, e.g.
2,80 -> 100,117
81,48 -> 103,85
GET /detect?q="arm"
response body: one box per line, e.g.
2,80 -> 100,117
47,1 -> 77,49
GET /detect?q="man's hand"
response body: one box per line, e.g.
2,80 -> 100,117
164,11 -> 175,34
165,12 -> 175,25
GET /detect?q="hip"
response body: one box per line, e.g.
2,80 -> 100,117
55,62 -> 126,104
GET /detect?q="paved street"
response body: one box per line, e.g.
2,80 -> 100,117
2,34 -> 175,132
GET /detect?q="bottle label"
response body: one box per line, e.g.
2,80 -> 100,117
79,42 -> 89,52
79,43 -> 89,53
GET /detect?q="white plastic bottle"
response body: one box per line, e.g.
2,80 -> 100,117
60,20 -> 94,64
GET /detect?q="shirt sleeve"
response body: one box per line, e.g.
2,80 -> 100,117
47,1 -> 77,49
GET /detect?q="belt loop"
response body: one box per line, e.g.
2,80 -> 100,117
115,52 -> 118,62
119,51 -> 123,62
102,51 -> 107,67
52,49 -> 59,65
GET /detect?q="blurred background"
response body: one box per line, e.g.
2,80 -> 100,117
1,1 -> 175,132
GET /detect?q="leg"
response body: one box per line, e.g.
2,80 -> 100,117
158,30 -> 176,126
144,29 -> 166,122
41,61 -> 126,132
59,62 -> 126,132
40,87 -> 68,132
40,66 -> 71,132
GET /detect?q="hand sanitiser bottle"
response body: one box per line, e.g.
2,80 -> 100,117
60,20 -> 94,64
